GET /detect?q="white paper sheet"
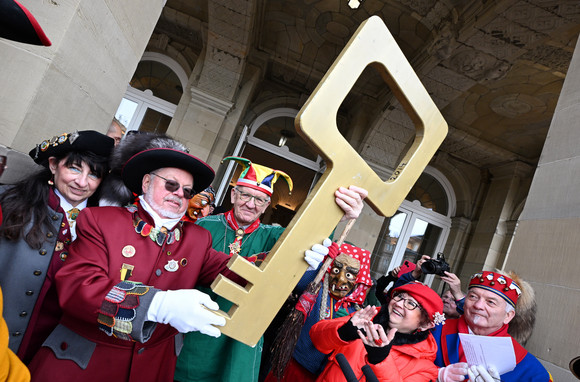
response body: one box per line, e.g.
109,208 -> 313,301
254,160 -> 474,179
458,333 -> 516,375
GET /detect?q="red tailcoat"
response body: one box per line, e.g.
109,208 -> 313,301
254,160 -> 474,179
29,205 -> 235,382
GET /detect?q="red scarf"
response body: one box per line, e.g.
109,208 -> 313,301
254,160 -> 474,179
224,209 -> 261,256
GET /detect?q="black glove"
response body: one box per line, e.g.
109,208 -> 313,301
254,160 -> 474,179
375,274 -> 397,305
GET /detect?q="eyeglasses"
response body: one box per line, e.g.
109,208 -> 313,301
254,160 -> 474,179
392,293 -> 420,310
234,188 -> 270,207
150,173 -> 195,199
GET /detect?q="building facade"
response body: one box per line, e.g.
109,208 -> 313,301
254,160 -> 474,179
0,1 -> 579,379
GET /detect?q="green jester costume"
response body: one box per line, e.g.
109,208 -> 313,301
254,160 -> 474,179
174,157 -> 292,382
174,213 -> 284,381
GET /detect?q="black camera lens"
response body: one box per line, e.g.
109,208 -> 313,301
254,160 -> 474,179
421,261 -> 439,274
420,253 -> 450,276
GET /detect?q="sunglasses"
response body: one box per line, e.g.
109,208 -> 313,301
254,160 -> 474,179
150,173 -> 195,199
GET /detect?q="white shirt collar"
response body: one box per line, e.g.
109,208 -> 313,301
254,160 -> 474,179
139,195 -> 182,230
54,189 -> 87,241
54,189 -> 88,212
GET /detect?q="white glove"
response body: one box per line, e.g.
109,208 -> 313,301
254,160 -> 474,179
304,238 -> 332,271
467,365 -> 500,382
438,363 -> 469,382
147,289 -> 226,337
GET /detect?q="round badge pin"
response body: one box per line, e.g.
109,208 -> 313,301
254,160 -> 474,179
164,259 -> 179,272
122,245 -> 136,258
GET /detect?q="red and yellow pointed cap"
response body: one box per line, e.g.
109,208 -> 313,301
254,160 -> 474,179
223,156 -> 293,197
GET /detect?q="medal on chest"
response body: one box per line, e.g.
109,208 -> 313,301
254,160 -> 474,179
223,210 -> 260,257
228,240 -> 242,256
131,210 -> 182,247
120,263 -> 134,281
122,245 -> 136,258
164,259 -> 179,272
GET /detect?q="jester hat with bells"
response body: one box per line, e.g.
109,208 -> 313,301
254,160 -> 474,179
223,156 -> 293,197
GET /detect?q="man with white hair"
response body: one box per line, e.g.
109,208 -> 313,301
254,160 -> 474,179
175,156 -> 367,382
27,148 -> 332,382
435,271 -> 552,382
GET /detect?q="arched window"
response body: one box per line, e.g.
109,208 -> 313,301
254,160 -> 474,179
370,168 -> 455,283
114,53 -> 187,134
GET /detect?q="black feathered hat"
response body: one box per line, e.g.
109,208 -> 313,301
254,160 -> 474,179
29,130 -> 115,167
0,0 -> 51,46
122,148 -> 215,196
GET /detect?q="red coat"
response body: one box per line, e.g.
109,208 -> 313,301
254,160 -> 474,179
310,313 -> 439,382
28,205 -> 235,382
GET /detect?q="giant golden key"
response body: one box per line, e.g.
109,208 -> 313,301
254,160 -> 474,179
210,15 -> 448,346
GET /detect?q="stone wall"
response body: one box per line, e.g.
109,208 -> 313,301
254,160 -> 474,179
505,35 -> 580,381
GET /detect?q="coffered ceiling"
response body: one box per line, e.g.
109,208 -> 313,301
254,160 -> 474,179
155,0 -> 580,170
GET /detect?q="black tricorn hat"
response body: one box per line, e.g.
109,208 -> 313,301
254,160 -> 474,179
29,130 -> 115,167
121,148 -> 215,196
571,356 -> 580,380
0,0 -> 51,46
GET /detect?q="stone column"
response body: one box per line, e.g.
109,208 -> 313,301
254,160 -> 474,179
166,0 -> 259,170
461,161 -> 532,277
446,216 -> 471,273
0,0 -> 165,183
505,36 -> 580,381
497,219 -> 517,270
428,216 -> 472,293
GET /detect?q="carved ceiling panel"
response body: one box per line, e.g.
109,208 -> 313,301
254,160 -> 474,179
157,0 -> 580,169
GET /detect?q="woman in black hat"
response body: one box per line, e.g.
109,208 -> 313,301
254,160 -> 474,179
0,130 -> 113,364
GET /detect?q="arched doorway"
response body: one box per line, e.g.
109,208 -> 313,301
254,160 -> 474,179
370,167 -> 455,285
215,108 -> 324,226
113,52 -> 187,134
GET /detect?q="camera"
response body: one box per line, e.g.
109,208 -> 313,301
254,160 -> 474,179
421,252 -> 450,276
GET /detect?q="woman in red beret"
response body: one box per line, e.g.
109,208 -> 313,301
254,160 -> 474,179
0,131 -> 113,364
310,281 -> 444,382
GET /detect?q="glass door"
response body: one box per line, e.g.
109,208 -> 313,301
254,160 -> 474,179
371,170 -> 454,286
370,211 -> 408,277
371,203 -> 450,286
